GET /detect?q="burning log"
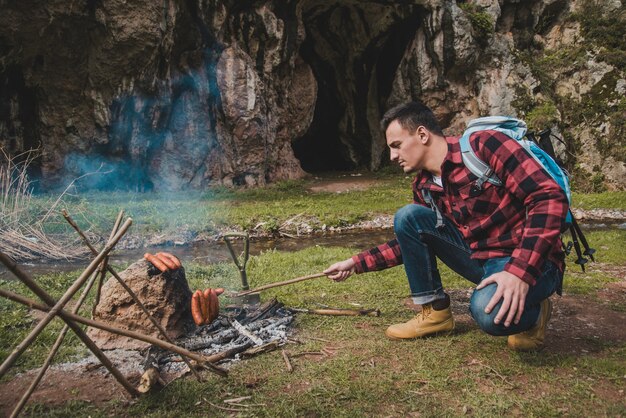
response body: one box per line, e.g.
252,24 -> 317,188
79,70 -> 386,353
179,316 -> 293,352
230,319 -> 264,346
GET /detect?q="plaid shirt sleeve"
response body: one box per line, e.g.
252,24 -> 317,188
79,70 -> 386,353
351,238 -> 404,273
476,131 -> 568,285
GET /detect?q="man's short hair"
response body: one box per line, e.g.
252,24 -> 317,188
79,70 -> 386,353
381,101 -> 444,136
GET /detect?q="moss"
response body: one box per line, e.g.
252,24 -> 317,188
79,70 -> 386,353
573,0 -> 626,70
526,101 -> 560,130
458,3 -> 494,44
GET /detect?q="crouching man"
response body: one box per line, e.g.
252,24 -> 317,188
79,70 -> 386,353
324,101 -> 568,350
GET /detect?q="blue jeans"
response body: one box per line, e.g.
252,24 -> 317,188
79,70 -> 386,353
394,204 -> 560,336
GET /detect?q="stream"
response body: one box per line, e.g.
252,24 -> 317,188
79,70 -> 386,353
1,220 -> 622,279
0,229 -> 396,279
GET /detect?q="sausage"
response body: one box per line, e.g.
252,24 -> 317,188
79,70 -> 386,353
209,288 -> 219,322
191,291 -> 204,326
203,287 -> 215,324
155,253 -> 177,270
157,252 -> 182,269
199,289 -> 209,324
144,253 -> 168,272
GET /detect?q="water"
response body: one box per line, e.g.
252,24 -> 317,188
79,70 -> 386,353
1,220 -> 618,279
0,229 -> 396,279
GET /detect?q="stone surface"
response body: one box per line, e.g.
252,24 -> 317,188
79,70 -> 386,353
0,0 -> 624,189
87,260 -> 193,350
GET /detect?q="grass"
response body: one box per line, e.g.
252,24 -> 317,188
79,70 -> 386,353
2,175 -> 625,415
28,177 -> 625,243
2,228 -> 625,416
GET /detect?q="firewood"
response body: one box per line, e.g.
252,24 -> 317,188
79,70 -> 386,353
289,307 -> 381,316
137,367 -> 165,394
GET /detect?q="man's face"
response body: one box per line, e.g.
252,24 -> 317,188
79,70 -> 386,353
386,120 -> 425,173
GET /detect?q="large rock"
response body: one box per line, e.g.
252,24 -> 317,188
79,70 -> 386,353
87,260 -> 193,350
0,0 -> 624,189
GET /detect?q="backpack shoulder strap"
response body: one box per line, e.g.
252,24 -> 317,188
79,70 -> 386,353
459,132 -> 503,190
421,189 -> 445,230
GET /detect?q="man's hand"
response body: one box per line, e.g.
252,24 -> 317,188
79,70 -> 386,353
323,258 -> 356,282
476,270 -> 529,327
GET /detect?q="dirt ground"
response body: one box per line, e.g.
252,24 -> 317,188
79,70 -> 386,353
1,279 -> 626,415
306,173 -> 383,193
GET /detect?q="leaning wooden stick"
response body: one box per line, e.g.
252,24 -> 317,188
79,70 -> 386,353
93,209 -> 125,315
235,272 -> 327,296
10,268 -> 102,418
62,210 -> 203,382
289,307 -> 381,317
0,250 -> 139,397
0,218 -> 132,380
11,212 -> 126,418
0,287 -> 228,377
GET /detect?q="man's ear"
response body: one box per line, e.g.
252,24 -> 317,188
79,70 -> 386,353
415,126 -> 430,144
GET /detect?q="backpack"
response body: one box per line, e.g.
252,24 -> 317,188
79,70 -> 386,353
458,116 -> 594,271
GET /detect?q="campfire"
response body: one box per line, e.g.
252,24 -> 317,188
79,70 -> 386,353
0,210 -> 380,417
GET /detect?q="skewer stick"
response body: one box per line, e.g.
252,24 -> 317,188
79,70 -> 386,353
235,273 -> 327,296
62,210 -> 203,382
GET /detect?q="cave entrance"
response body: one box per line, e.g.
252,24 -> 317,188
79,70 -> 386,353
293,4 -> 422,173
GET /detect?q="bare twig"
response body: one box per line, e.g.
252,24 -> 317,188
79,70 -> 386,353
282,349 -> 293,373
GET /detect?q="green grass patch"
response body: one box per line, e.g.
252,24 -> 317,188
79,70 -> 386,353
571,191 -> 626,210
4,231 -> 626,416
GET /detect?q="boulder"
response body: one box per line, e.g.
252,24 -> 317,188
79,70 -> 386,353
87,259 -> 193,350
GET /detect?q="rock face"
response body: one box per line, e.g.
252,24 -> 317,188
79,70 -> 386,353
0,0 -> 624,190
87,260 -> 192,350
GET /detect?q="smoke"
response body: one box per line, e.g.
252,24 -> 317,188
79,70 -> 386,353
64,49 -> 222,192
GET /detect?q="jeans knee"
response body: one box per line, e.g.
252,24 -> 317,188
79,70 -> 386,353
394,204 -> 432,235
469,285 -> 503,336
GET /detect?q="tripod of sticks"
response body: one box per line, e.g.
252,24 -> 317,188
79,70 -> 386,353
0,210 -> 227,418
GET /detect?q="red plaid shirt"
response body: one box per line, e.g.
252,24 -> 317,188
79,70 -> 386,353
352,130 -> 568,286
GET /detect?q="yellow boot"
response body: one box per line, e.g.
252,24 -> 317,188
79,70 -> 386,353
508,298 -> 552,351
385,303 -> 454,340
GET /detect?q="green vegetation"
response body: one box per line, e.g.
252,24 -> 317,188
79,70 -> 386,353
2,228 -> 625,416
512,0 -> 626,189
27,177 -> 626,245
459,3 -> 495,44
33,174 -> 413,239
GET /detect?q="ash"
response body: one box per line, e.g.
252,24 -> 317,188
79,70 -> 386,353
149,298 -> 294,376
49,299 -> 294,384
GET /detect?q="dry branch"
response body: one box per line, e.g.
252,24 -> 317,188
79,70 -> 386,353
0,287 -> 228,377
289,307 -> 381,316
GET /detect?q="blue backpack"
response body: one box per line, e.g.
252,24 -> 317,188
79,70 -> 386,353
459,116 -> 572,224
457,116 -> 594,270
